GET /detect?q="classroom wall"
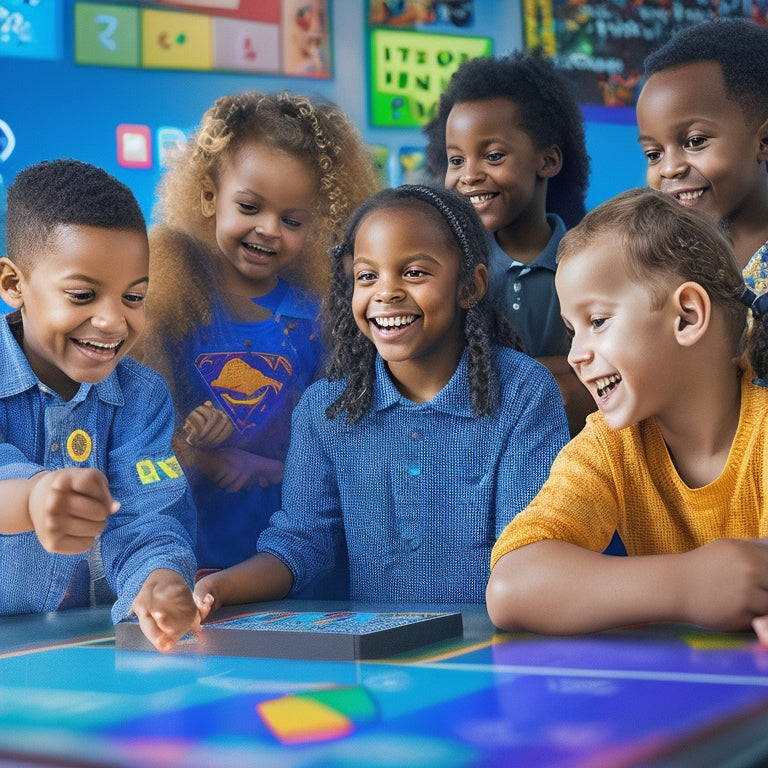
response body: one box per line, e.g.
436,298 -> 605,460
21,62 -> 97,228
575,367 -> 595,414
0,1 -> 646,234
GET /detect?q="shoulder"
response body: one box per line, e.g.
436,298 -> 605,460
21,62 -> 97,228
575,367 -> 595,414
115,355 -> 172,396
495,347 -> 555,386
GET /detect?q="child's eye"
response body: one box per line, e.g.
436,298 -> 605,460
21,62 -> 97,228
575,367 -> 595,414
643,149 -> 662,164
486,151 -> 505,162
404,268 -> 426,278
124,293 -> 146,306
237,202 -> 258,213
684,135 -> 708,150
66,290 -> 94,303
591,316 -> 608,329
355,271 -> 376,283
282,217 -> 303,229
447,156 -> 464,168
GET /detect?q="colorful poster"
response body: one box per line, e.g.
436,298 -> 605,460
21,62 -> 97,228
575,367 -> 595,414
369,28 -> 492,127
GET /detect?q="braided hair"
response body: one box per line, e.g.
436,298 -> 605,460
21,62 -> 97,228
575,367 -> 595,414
423,49 -> 590,228
324,184 -> 522,423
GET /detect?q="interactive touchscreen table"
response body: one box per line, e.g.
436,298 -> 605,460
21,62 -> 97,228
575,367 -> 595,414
1,600 -> 768,767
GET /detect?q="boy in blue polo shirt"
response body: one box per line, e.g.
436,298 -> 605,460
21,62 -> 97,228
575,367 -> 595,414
0,159 -> 198,652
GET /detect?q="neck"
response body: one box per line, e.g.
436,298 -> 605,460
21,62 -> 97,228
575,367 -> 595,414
656,358 -> 742,488
495,212 -> 552,265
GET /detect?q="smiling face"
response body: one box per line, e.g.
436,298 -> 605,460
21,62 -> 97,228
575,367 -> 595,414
636,61 -> 768,237
0,224 -> 149,401
203,140 -> 318,296
350,204 -> 474,401
444,98 -> 553,240
556,233 -> 685,431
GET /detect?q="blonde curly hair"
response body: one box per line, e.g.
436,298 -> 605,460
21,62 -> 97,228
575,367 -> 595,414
140,90 -> 380,354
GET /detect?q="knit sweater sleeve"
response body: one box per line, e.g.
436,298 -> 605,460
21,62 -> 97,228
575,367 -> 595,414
491,413 -> 624,568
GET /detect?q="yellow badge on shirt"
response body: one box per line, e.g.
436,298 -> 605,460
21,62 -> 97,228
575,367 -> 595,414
66,429 -> 92,463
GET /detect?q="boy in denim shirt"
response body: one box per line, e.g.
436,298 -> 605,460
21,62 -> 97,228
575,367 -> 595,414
0,159 -> 198,652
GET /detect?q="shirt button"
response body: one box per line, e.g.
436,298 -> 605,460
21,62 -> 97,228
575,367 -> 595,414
408,537 -> 421,550
408,464 -> 421,477
512,302 -> 521,311
513,281 -> 522,292
411,430 -> 421,441
51,443 -> 59,452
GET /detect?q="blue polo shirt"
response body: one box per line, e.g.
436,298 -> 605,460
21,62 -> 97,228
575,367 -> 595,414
258,347 -> 569,603
0,312 -> 196,622
487,213 -> 571,358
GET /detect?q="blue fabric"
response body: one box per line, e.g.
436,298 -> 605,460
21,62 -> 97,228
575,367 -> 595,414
178,279 -> 325,569
0,313 -> 197,623
258,347 -> 569,603
487,214 -> 571,358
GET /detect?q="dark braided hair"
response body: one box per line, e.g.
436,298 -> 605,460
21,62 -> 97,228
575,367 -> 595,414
323,184 -> 522,423
644,19 -> 768,128
423,48 -> 590,228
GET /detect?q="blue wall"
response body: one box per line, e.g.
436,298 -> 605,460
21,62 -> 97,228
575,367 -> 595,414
1,1 -> 645,235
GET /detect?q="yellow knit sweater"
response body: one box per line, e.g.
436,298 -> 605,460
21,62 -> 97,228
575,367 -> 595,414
491,372 -> 768,569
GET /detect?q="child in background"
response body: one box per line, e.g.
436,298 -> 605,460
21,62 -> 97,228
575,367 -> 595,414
133,91 -> 379,575
0,159 -> 198,652
424,49 -> 594,435
486,188 -> 768,642
194,185 -> 569,614
637,18 -> 768,292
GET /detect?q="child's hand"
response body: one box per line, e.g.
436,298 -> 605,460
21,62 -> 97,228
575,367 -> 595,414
195,448 -> 284,492
193,571 -> 221,621
183,401 -> 233,448
27,468 -> 119,554
680,538 -> 768,632
131,569 -> 200,653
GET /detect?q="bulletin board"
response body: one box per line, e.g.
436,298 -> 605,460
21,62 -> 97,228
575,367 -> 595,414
523,0 -> 752,119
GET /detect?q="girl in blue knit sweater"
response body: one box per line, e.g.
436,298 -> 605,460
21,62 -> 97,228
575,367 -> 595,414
195,185 -> 568,612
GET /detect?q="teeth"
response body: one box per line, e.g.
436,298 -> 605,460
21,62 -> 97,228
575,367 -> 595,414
595,374 -> 621,397
469,193 -> 495,204
675,190 -> 704,201
373,315 -> 416,328
78,339 -> 121,350
244,243 -> 275,254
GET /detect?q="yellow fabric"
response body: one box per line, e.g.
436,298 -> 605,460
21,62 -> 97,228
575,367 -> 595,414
491,372 -> 768,569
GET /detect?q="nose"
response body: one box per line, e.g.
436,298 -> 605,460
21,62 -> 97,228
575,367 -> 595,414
373,275 -> 405,303
91,298 -> 127,335
459,157 -> 484,186
657,146 -> 688,180
566,330 -> 593,370
253,212 -> 280,238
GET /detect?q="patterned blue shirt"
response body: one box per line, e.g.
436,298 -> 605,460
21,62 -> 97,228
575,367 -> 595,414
0,313 -> 197,622
258,347 -> 569,603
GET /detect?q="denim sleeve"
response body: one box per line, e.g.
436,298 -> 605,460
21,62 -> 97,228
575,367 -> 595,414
99,362 -> 197,622
257,386 -> 345,595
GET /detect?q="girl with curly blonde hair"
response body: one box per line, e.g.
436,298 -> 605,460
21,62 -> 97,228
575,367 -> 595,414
135,90 -> 379,574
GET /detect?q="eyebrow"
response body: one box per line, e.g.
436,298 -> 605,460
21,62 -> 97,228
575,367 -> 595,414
64,274 -> 149,287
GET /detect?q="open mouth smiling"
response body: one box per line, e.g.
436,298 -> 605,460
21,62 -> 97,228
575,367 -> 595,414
243,242 -> 277,256
371,314 -> 418,329
672,189 -> 704,203
73,338 -> 124,355
595,373 -> 621,398
468,192 -> 497,205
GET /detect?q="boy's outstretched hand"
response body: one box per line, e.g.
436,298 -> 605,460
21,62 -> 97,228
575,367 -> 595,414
27,468 -> 119,554
132,568 -> 201,653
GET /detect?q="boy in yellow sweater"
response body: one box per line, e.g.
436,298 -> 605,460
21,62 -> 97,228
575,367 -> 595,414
487,188 -> 768,642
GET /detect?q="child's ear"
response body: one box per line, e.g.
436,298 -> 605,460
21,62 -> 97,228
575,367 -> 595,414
757,116 -> 768,163
673,281 -> 710,347
459,264 -> 489,309
0,258 -> 25,309
538,145 -> 563,180
200,176 -> 217,218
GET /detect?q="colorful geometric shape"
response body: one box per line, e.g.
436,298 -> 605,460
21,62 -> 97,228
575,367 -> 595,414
141,8 -> 212,71
74,3 -> 140,68
256,686 -> 377,745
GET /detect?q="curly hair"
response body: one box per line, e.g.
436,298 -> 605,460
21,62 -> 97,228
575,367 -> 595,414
557,188 -> 767,376
6,159 -> 145,270
644,18 -> 768,127
323,184 -> 523,423
136,90 -> 380,372
423,49 -> 590,228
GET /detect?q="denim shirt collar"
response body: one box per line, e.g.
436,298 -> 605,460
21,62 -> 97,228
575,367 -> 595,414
371,349 -> 474,417
0,312 -> 124,406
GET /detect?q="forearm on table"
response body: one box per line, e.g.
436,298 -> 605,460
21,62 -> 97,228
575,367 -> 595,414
205,552 -> 294,607
486,539 -> 681,635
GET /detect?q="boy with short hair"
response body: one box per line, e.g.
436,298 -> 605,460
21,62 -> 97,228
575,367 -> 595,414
1,159 -> 198,652
486,188 -> 768,641
637,17 -> 768,290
